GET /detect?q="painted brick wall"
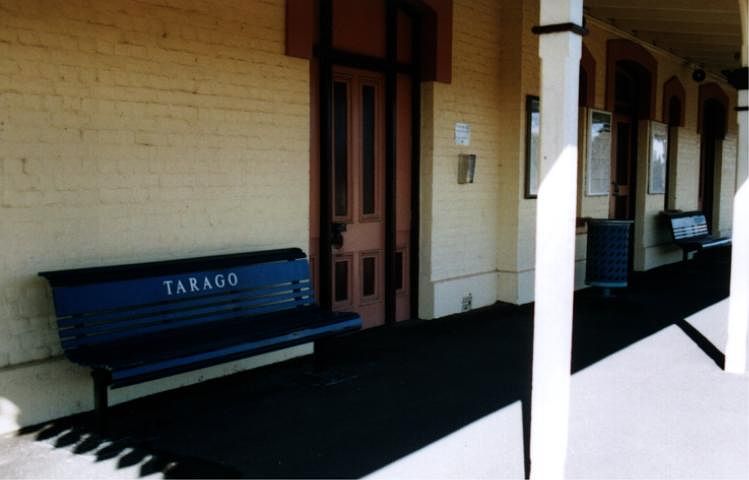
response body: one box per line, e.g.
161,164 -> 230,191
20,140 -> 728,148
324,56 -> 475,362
423,0 -> 739,312
496,0 -> 541,304
576,20 -> 737,273
494,0 -> 523,304
718,131 -> 737,236
514,0 -> 542,303
493,10 -> 738,302
0,0 -> 310,368
420,0 -> 503,317
672,127 -> 701,211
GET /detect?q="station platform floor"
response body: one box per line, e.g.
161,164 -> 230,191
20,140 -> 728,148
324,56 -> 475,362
1,249 -> 746,479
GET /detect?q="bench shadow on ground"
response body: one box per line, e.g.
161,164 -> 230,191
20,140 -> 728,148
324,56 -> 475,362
18,249 -> 731,479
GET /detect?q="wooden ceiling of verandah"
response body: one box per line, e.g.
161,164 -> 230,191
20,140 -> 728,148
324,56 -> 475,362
584,0 -> 744,76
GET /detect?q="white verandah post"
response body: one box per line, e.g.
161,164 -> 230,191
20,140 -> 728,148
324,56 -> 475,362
725,0 -> 748,374
530,0 -> 583,478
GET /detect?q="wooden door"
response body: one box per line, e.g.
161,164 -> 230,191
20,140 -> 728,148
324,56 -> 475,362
309,2 -> 418,328
309,64 -> 414,329
330,67 -> 386,328
610,114 -> 635,220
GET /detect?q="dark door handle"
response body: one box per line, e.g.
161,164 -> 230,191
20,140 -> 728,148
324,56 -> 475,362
331,222 -> 347,249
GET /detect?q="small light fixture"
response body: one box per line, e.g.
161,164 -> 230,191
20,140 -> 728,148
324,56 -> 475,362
458,154 -> 476,184
692,69 -> 706,83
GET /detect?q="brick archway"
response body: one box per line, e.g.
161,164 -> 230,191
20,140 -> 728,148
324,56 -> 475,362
662,76 -> 686,127
579,44 -> 596,107
605,39 -> 657,119
698,82 -> 729,138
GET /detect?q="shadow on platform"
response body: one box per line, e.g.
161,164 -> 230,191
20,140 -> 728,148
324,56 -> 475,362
17,249 -> 731,478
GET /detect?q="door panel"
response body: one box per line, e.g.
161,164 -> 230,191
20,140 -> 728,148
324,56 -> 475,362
610,115 -> 635,220
312,64 -> 413,327
333,79 -> 352,221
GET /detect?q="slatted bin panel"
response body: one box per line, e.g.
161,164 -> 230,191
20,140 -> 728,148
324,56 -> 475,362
585,219 -> 633,288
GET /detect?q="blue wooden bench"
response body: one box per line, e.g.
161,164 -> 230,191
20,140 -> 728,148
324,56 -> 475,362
39,248 -> 361,423
668,211 -> 731,262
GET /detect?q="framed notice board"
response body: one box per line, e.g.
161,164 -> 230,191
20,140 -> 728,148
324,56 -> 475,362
586,109 -> 612,196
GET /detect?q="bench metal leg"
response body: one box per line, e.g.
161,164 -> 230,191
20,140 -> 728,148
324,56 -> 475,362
91,369 -> 110,431
313,339 -> 332,372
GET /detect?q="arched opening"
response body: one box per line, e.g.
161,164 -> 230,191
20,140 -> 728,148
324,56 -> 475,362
699,98 -> 727,231
662,76 -> 686,127
579,45 -> 596,108
610,61 -> 652,220
579,68 -> 588,107
697,83 -> 728,233
605,40 -> 657,222
662,76 -> 686,211
663,97 -> 682,210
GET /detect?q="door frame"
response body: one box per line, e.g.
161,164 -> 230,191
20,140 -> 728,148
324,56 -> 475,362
609,111 -> 636,220
316,0 -> 422,323
697,83 -> 729,234
604,40 -> 657,222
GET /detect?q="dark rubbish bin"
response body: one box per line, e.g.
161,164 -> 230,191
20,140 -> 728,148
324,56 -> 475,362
585,219 -> 633,296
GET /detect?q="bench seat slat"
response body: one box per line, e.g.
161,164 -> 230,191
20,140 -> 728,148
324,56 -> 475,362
108,314 -> 361,388
58,286 -> 314,337
68,306 -> 332,367
676,237 -> 731,249
63,308 -> 360,385
700,238 -> 731,248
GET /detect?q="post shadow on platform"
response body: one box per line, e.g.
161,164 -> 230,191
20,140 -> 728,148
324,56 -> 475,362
675,319 -> 726,369
521,390 -> 532,479
20,413 -> 241,479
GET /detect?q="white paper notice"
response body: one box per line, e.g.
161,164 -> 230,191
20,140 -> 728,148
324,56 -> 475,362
455,122 -> 471,146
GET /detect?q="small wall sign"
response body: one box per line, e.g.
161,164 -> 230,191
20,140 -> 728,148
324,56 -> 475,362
455,122 -> 471,146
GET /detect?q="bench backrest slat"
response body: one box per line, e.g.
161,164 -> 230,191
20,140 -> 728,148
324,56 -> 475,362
60,296 -> 314,349
56,282 -> 309,327
42,252 -> 317,351
58,284 -> 313,337
670,213 -> 709,241
52,259 -> 310,317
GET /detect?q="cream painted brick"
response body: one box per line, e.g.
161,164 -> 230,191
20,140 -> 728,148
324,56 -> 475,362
674,128 -> 701,210
421,0 -> 509,314
492,10 -> 738,303
0,0 -> 309,368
